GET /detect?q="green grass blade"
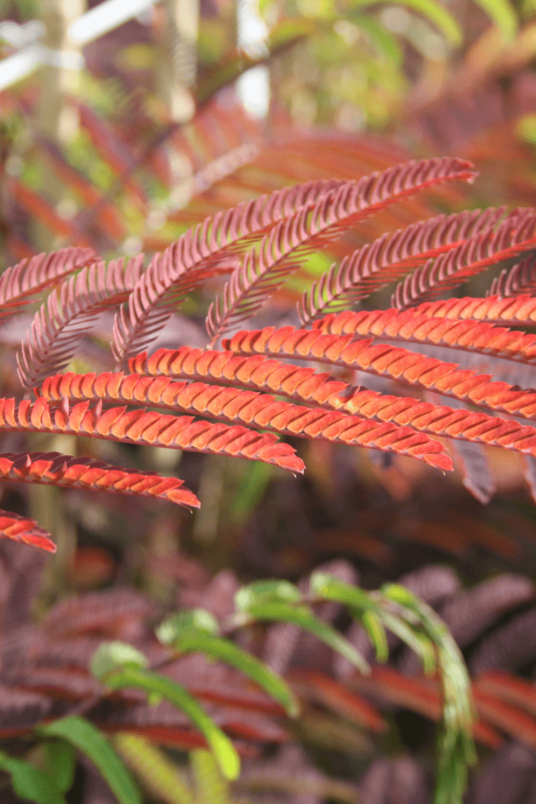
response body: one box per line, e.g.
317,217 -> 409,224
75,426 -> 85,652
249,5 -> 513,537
104,668 -> 240,781
246,601 -> 370,674
38,717 -> 142,804
159,629 -> 299,717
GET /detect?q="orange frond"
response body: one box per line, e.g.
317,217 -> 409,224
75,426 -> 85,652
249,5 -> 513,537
0,451 -> 199,509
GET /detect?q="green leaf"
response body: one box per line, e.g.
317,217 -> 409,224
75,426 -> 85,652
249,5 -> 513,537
38,717 -> 142,804
103,667 -> 240,781
310,572 -> 378,610
235,580 -> 301,613
245,601 -> 370,674
43,741 -> 76,794
378,610 -> 437,674
471,0 -> 517,40
360,610 -> 389,663
158,626 -> 299,717
157,609 -> 219,643
349,0 -> 462,45
0,750 -> 66,804
90,641 -> 148,681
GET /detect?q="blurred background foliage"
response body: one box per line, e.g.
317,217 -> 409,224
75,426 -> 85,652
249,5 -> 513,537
5,0 -> 536,802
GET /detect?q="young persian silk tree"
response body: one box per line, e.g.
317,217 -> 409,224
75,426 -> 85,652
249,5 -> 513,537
4,156 -> 536,550
5,155 -> 536,803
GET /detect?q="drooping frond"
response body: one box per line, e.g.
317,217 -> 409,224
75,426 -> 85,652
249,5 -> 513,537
206,158 -> 477,341
0,451 -> 200,509
489,253 -> 536,297
120,346 -> 536,462
0,247 -> 98,323
0,400 -> 303,472
222,325 -> 536,422
391,209 -> 536,308
17,256 -> 145,391
299,208 -> 504,324
39,371 -> 451,469
314,308 -> 536,366
0,509 -> 55,553
111,179 -> 346,364
114,159 -> 475,363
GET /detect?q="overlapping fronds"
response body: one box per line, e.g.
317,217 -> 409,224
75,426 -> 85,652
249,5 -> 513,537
0,509 -> 55,553
0,400 -> 302,472
0,247 -> 98,323
298,208 -> 504,324
39,371 -> 450,469
17,256 -> 145,391
223,324 -> 536,422
0,451 -> 199,509
315,308 -> 536,366
111,178 -> 346,364
392,209 -> 536,308
206,158 -> 476,341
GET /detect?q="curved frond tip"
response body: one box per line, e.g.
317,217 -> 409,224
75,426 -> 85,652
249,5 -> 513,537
0,451 -> 199,509
39,370 -> 451,470
0,401 -> 304,473
0,508 -> 55,552
18,255 -> 144,391
207,157 -> 477,341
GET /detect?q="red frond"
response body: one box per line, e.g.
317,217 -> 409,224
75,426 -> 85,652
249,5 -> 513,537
391,209 -> 536,308
111,178 -> 344,364
0,400 -> 303,473
0,509 -> 55,553
120,346 -> 536,462
489,253 -> 536,297
406,295 -> 536,327
0,247 -> 98,323
299,208 -> 503,324
223,324 -> 536,425
207,158 -> 477,340
17,255 -> 145,391
0,451 -> 199,509
315,308 -> 536,366
39,371 -> 450,469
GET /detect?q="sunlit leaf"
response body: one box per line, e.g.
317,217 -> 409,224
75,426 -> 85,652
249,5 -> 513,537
102,667 -> 240,781
157,621 -> 300,717
244,601 -> 370,674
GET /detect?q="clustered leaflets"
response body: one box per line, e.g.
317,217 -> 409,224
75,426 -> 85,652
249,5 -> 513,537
3,158 -> 536,550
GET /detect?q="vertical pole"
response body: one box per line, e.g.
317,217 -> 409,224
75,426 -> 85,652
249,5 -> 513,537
36,0 -> 85,248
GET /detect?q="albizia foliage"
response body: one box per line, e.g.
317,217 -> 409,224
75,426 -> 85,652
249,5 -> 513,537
6,156 -> 536,549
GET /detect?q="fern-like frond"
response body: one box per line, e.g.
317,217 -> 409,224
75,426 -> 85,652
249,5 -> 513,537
0,509 -> 55,552
299,208 -> 504,324
39,371 -> 450,469
489,253 -> 536,297
0,400 -> 302,472
0,451 -> 199,508
111,179 -> 345,364
0,247 -> 98,323
17,256 -> 145,391
392,209 -> 536,308
206,158 -> 477,341
315,308 -> 536,366
222,325 -> 536,423
119,346 -> 536,462
404,295 -> 536,327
